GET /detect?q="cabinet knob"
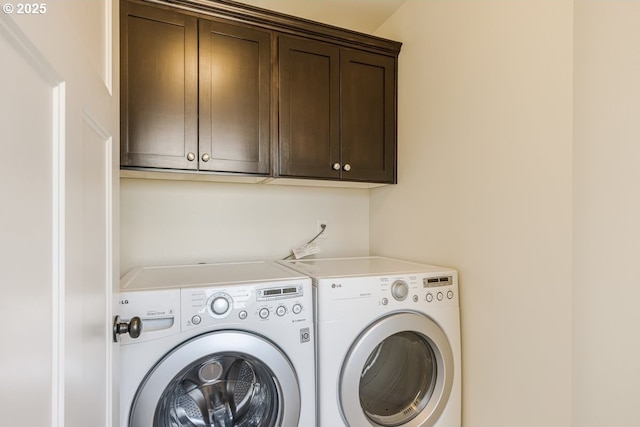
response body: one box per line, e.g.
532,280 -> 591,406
343,163 -> 352,172
332,163 -> 341,171
186,152 -> 196,161
201,153 -> 211,162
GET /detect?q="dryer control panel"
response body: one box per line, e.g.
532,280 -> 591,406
181,281 -> 311,330
378,274 -> 458,307
315,270 -> 458,322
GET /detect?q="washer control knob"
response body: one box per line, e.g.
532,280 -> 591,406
426,293 -> 434,302
391,280 -> 409,301
437,292 -> 444,301
211,296 -> 230,316
259,308 -> 270,319
381,298 -> 389,306
292,304 -> 303,314
276,306 -> 287,317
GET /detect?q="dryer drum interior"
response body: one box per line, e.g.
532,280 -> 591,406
359,331 -> 437,425
340,312 -> 454,427
153,353 -> 279,427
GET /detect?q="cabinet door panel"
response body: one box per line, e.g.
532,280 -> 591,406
199,20 -> 270,174
121,1 -> 198,169
341,50 -> 396,183
279,36 -> 340,179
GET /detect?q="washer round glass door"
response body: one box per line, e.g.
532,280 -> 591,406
340,312 -> 454,427
129,331 -> 300,427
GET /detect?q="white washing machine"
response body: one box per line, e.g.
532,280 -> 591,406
280,256 -> 461,427
116,260 -> 315,427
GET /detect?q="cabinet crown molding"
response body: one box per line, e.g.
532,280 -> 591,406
139,0 -> 402,56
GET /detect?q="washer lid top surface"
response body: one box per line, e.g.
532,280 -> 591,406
121,260 -> 308,291
282,256 -> 452,279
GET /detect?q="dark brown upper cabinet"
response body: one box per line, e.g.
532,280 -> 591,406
121,0 -> 271,174
279,37 -> 397,183
279,36 -> 340,179
120,1 -> 198,170
199,20 -> 271,174
120,0 -> 401,185
341,50 -> 397,183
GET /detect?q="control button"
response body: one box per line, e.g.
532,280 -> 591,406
259,308 -> 270,319
381,298 -> 389,306
391,280 -> 409,301
437,292 -> 444,301
447,290 -> 454,299
191,315 -> 201,325
238,310 -> 248,320
292,304 -> 303,314
276,306 -> 286,317
412,295 -> 418,302
426,293 -> 433,302
211,296 -> 230,316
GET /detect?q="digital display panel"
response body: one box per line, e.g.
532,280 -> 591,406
423,276 -> 452,287
257,285 -> 301,301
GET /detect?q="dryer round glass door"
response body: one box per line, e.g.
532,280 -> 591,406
129,331 -> 301,427
340,312 -> 454,427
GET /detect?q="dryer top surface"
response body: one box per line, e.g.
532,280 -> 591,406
281,256 -> 455,279
120,260 -> 309,291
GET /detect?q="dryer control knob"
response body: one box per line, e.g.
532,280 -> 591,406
391,280 -> 409,301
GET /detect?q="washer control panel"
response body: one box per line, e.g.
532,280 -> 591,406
181,282 -> 309,330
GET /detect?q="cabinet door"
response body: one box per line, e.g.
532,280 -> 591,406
121,1 -> 198,170
279,36 -> 340,179
199,20 -> 271,174
341,50 -> 397,183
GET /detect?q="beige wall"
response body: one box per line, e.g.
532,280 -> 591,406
573,2 -> 640,426
372,1 -> 573,426
120,179 -> 370,274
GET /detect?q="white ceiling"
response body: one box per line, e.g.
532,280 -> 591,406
233,0 -> 406,34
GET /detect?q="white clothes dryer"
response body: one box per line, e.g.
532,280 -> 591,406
116,261 -> 315,427
280,256 -> 461,427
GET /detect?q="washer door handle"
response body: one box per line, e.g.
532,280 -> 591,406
113,315 -> 142,342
